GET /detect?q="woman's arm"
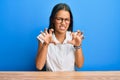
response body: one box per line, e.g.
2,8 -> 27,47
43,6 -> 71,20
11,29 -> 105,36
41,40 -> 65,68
36,41 -> 48,70
67,30 -> 84,68
75,48 -> 84,68
36,29 -> 54,70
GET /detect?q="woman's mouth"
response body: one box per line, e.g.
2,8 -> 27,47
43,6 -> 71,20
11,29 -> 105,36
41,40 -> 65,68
59,26 -> 66,30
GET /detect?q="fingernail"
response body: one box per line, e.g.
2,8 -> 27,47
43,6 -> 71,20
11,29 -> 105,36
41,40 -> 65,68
82,36 -> 84,39
81,32 -> 83,35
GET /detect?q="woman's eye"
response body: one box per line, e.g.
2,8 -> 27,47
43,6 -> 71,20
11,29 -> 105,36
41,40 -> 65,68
57,18 -> 61,20
65,19 -> 70,21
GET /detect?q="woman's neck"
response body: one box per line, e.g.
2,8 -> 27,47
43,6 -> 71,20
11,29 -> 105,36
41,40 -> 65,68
54,31 -> 66,44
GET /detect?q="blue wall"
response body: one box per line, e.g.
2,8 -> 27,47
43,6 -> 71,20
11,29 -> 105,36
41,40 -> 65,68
0,0 -> 120,71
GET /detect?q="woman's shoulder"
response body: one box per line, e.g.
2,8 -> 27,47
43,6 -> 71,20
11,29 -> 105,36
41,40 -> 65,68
66,31 -> 72,40
66,31 -> 72,35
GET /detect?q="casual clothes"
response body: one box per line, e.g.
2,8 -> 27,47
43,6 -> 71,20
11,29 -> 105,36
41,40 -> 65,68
38,31 -> 75,71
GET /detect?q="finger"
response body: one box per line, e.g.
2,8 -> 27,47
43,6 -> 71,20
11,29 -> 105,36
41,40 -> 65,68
49,28 -> 54,34
39,35 -> 45,41
76,30 -> 81,36
71,32 -> 75,40
81,31 -> 83,35
41,31 -> 46,37
79,31 -> 84,39
80,34 -> 84,40
44,28 -> 48,35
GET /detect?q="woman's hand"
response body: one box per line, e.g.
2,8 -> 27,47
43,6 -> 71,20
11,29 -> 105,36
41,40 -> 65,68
38,28 -> 55,45
67,30 -> 84,46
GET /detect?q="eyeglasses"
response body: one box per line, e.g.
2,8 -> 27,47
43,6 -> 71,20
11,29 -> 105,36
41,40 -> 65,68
55,17 -> 70,24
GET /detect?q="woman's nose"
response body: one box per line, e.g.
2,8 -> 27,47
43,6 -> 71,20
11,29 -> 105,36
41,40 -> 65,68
61,20 -> 66,24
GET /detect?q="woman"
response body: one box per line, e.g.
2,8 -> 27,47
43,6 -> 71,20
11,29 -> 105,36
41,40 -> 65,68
36,3 -> 84,71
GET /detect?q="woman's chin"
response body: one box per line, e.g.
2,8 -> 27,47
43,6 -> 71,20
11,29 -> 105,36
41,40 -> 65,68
57,29 -> 67,34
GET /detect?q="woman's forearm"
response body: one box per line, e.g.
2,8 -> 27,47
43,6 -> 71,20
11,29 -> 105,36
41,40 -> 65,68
75,48 -> 84,68
36,43 -> 48,70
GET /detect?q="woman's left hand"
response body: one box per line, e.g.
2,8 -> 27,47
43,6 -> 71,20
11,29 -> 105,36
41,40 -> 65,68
67,30 -> 84,46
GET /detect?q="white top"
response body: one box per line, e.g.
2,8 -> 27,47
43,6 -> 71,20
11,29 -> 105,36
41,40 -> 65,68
37,31 -> 75,72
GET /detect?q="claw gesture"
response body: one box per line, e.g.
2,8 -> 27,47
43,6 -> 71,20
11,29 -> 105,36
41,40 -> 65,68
37,28 -> 56,45
67,30 -> 84,46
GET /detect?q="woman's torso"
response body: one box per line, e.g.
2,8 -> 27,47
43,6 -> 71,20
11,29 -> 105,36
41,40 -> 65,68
46,31 -> 75,71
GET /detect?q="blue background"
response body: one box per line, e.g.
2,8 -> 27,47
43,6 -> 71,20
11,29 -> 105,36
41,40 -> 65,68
0,0 -> 120,71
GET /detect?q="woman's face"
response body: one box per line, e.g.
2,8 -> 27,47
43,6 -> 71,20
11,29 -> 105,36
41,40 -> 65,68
53,10 -> 70,34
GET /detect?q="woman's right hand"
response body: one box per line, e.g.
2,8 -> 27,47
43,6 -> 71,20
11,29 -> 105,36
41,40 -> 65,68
38,28 -> 55,45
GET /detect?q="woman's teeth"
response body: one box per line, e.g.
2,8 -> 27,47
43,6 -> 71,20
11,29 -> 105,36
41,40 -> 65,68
60,26 -> 65,30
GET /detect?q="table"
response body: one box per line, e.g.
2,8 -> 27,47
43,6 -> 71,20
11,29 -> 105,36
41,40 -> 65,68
0,71 -> 120,80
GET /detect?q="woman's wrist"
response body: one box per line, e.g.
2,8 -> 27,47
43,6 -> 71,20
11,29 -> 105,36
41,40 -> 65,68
74,44 -> 82,50
43,42 -> 49,47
